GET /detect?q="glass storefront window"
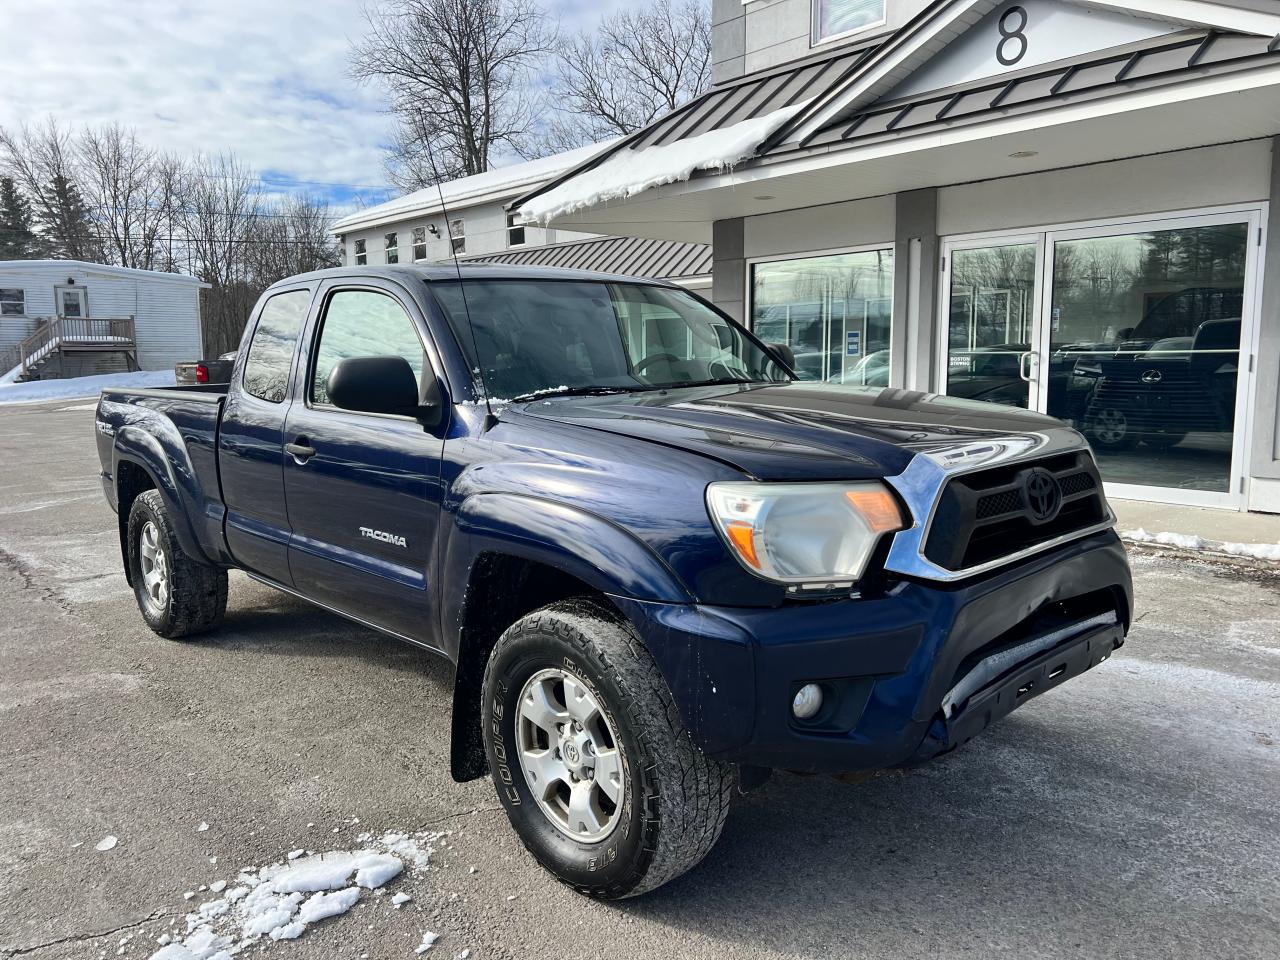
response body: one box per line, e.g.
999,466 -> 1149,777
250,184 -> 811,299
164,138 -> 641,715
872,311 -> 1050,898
1051,223 -> 1248,494
752,249 -> 894,386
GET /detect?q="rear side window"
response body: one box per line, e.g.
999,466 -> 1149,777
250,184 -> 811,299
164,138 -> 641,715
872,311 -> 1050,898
310,290 -> 428,407
242,290 -> 310,402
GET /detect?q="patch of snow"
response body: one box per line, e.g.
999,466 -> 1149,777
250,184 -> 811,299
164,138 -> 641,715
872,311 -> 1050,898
415,932 -> 439,955
148,831 -> 446,959
392,892 -> 412,907
331,139 -> 618,233
0,369 -> 176,405
286,849 -> 305,860
519,101 -> 811,225
95,835 -> 118,851
1122,527 -> 1280,562
197,822 -> 209,832
298,887 -> 361,923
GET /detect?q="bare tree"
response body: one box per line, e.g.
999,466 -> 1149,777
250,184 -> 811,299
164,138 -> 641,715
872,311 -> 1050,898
543,0 -> 712,152
79,124 -> 184,270
250,196 -> 342,286
0,120 -> 102,261
350,0 -> 554,189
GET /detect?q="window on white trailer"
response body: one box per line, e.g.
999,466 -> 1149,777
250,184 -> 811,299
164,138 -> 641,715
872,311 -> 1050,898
412,226 -> 427,261
385,232 -> 399,265
0,288 -> 24,316
449,219 -> 466,255
354,238 -> 367,266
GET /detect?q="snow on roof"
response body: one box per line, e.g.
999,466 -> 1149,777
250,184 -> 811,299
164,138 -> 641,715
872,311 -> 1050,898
516,101 -> 810,226
329,139 -> 619,235
0,260 -> 209,286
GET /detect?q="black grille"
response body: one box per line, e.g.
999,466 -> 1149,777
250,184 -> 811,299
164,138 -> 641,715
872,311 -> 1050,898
924,452 -> 1108,572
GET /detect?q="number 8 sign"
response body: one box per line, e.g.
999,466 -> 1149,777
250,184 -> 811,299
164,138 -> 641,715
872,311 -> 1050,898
997,6 -> 1029,67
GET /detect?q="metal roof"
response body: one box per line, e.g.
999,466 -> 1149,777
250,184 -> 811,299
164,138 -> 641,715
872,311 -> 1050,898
517,43 -> 880,211
792,30 -> 1280,154
463,236 -> 711,281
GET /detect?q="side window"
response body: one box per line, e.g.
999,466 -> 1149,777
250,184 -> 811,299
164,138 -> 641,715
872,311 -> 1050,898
242,290 -> 310,403
385,232 -> 399,264
311,290 -> 428,407
0,288 -> 25,316
354,238 -> 367,266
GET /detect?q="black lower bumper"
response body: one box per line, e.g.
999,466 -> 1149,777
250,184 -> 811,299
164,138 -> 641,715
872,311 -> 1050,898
617,529 -> 1133,774
910,619 -> 1124,764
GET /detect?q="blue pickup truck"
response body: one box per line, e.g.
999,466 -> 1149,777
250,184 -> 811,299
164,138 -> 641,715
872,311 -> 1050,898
95,265 -> 1132,898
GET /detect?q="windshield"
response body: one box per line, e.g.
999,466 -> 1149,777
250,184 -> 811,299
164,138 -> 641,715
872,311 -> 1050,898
430,279 -> 790,401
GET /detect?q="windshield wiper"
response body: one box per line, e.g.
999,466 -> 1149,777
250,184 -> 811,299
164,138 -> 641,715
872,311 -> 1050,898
508,384 -> 653,402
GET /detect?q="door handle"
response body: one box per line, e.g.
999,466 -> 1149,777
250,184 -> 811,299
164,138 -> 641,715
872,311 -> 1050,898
285,437 -> 316,464
1018,351 -> 1039,383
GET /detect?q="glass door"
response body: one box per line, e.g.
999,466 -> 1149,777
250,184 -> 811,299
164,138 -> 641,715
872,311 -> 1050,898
940,210 -> 1261,508
940,236 -> 1043,410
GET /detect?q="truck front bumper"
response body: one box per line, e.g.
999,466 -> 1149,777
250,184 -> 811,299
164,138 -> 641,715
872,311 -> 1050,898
611,529 -> 1132,774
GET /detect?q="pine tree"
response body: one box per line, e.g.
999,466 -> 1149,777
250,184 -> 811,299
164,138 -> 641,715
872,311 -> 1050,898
39,174 -> 98,261
0,176 -> 40,260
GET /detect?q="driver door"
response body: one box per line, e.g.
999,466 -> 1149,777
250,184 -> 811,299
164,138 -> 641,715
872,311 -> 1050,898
282,280 -> 448,645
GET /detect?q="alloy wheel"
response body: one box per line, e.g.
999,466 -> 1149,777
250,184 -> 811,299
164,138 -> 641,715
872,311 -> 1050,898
516,667 -> 625,843
138,520 -> 170,614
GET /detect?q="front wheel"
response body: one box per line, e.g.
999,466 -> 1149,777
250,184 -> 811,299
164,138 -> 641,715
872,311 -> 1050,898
127,489 -> 228,639
1088,406 -> 1137,451
481,599 -> 734,899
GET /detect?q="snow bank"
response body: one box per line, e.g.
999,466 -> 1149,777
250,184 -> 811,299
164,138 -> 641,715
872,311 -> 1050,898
520,100 -> 811,225
1123,527 -> 1280,562
148,831 -> 444,959
0,369 -> 175,405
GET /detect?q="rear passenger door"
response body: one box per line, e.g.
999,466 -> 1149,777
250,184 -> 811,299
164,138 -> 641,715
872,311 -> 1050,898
281,281 -> 448,645
218,287 -> 313,586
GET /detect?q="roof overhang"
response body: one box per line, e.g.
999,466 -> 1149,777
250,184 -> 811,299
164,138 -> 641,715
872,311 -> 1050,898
782,0 -> 1280,145
537,59 -> 1280,244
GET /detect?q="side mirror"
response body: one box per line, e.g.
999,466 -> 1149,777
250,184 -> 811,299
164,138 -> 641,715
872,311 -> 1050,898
767,342 -> 796,371
327,356 -> 440,423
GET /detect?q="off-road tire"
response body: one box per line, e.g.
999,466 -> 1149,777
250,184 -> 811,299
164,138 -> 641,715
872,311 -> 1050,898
481,598 -> 734,899
127,489 -> 228,639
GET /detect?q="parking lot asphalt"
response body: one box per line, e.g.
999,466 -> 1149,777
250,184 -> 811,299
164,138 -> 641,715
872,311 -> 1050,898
0,399 -> 1277,960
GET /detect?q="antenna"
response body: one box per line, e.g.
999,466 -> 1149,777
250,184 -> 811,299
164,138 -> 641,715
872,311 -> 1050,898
420,132 -> 495,426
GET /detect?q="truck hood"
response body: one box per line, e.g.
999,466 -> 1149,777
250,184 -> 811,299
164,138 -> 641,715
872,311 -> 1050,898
514,382 -> 1073,481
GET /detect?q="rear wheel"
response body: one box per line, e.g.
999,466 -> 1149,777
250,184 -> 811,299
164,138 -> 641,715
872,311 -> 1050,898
127,490 -> 227,639
481,598 -> 733,899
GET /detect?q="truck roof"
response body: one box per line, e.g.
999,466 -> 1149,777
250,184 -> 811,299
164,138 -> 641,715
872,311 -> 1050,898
271,263 -> 683,290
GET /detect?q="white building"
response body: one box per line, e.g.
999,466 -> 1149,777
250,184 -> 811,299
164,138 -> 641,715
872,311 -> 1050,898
0,260 -> 208,381
512,0 -> 1280,515
328,142 -> 714,291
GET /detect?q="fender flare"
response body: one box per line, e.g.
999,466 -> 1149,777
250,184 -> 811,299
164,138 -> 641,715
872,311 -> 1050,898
450,493 -> 694,607
112,422 -> 218,568
444,493 -> 695,782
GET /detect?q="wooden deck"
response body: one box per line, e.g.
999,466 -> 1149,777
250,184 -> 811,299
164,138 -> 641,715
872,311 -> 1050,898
1,317 -> 138,381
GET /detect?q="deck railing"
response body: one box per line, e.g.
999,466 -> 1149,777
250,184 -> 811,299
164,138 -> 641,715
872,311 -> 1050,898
7,316 -> 137,379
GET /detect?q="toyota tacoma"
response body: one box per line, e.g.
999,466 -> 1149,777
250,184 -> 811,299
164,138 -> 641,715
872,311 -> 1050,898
94,265 -> 1132,898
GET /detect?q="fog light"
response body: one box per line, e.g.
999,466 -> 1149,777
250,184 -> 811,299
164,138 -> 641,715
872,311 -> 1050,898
792,683 -> 824,720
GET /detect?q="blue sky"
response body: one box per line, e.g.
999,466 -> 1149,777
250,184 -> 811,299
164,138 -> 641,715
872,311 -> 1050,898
0,0 -> 632,214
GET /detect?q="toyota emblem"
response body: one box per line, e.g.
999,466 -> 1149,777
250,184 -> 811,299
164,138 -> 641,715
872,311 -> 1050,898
1022,468 -> 1063,524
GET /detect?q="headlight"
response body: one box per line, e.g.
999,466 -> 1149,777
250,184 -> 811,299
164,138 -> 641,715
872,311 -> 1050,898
706,481 -> 907,586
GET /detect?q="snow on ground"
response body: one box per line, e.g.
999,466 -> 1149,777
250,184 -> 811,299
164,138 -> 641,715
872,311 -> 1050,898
0,369 -> 176,405
519,100 -> 811,225
147,831 -> 445,959
1122,527 -> 1280,562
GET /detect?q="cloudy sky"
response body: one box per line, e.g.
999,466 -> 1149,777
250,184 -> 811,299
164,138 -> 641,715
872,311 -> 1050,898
0,0 -> 630,212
